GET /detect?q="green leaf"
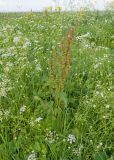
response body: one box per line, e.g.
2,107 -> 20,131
95,151 -> 107,160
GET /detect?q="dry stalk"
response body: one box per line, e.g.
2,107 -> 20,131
49,23 -> 78,108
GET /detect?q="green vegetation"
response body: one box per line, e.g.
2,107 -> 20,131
0,11 -> 114,160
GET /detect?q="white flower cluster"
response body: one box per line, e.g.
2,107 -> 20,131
13,37 -> 20,44
27,151 -> 36,160
95,91 -> 104,97
0,75 -> 13,97
67,134 -> 76,144
35,63 -> 42,71
35,117 -> 43,122
45,131 -> 59,144
29,116 -> 43,126
97,142 -> 103,149
72,144 -> 83,155
0,110 -> 10,122
20,105 -> 26,114
23,41 -> 31,48
76,32 -> 91,40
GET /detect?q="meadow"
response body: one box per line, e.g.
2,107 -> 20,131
0,10 -> 114,160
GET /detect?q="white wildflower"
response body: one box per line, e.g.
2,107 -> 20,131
20,105 -> 26,114
99,142 -> 103,146
35,117 -> 43,123
23,41 -> 31,48
13,37 -> 20,44
103,115 -> 107,119
0,87 -> 7,97
45,131 -> 58,144
6,62 -> 13,67
29,119 -> 35,126
67,134 -> 76,144
27,151 -> 36,160
97,142 -> 103,149
35,63 -> 41,71
85,44 -> 91,48
104,54 -> 108,58
72,144 -> 83,155
94,64 -> 99,69
72,148 -> 78,155
95,91 -> 99,95
76,32 -> 91,40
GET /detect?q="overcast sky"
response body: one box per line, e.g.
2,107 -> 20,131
0,0 -> 113,12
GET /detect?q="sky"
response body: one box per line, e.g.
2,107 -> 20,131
0,0 -> 113,12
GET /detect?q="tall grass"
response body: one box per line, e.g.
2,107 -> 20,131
0,11 -> 114,159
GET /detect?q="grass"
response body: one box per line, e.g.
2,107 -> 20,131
0,11 -> 114,160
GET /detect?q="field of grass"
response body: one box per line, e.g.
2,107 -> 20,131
0,11 -> 114,160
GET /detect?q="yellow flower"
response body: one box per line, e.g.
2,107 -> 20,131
47,6 -> 52,12
55,6 -> 62,12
